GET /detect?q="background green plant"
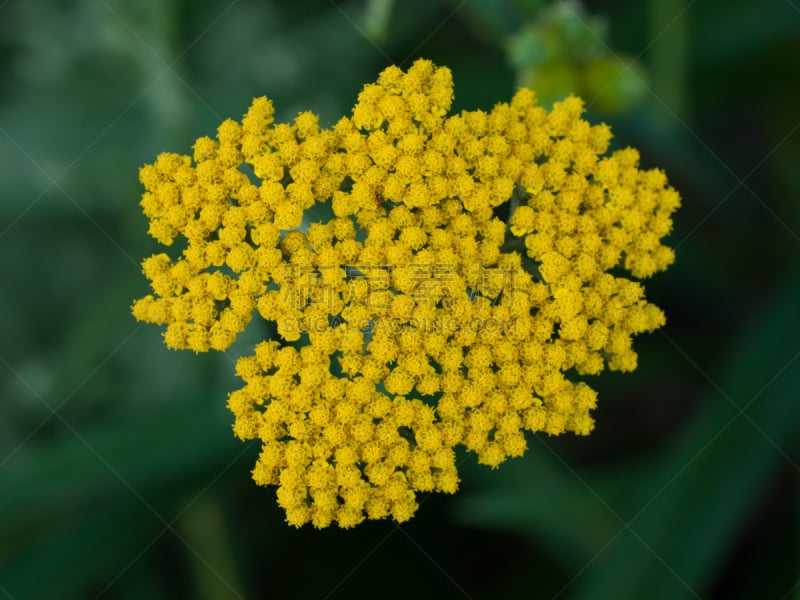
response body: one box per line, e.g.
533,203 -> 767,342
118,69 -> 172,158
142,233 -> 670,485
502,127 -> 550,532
1,0 -> 798,598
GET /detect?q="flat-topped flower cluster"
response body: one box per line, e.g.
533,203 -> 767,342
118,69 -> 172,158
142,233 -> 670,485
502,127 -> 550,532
132,59 -> 679,528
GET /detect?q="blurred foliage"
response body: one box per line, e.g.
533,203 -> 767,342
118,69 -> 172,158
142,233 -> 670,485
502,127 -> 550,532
506,2 -> 647,112
1,0 -> 799,598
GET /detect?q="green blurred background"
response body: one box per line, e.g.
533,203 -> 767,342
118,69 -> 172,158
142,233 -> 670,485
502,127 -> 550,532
1,0 -> 798,598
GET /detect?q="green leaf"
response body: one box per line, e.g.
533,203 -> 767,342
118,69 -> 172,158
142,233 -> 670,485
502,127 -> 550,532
452,447 -> 621,567
0,503 -> 158,600
0,398 -> 241,543
571,272 -> 800,599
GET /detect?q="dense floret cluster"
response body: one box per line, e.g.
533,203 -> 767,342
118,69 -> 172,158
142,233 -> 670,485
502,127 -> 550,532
133,59 -> 679,527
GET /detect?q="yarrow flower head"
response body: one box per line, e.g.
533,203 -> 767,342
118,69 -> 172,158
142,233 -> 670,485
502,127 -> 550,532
132,59 -> 679,528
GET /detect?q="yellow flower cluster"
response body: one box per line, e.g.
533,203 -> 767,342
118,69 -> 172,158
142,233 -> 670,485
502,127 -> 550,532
132,59 -> 679,528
